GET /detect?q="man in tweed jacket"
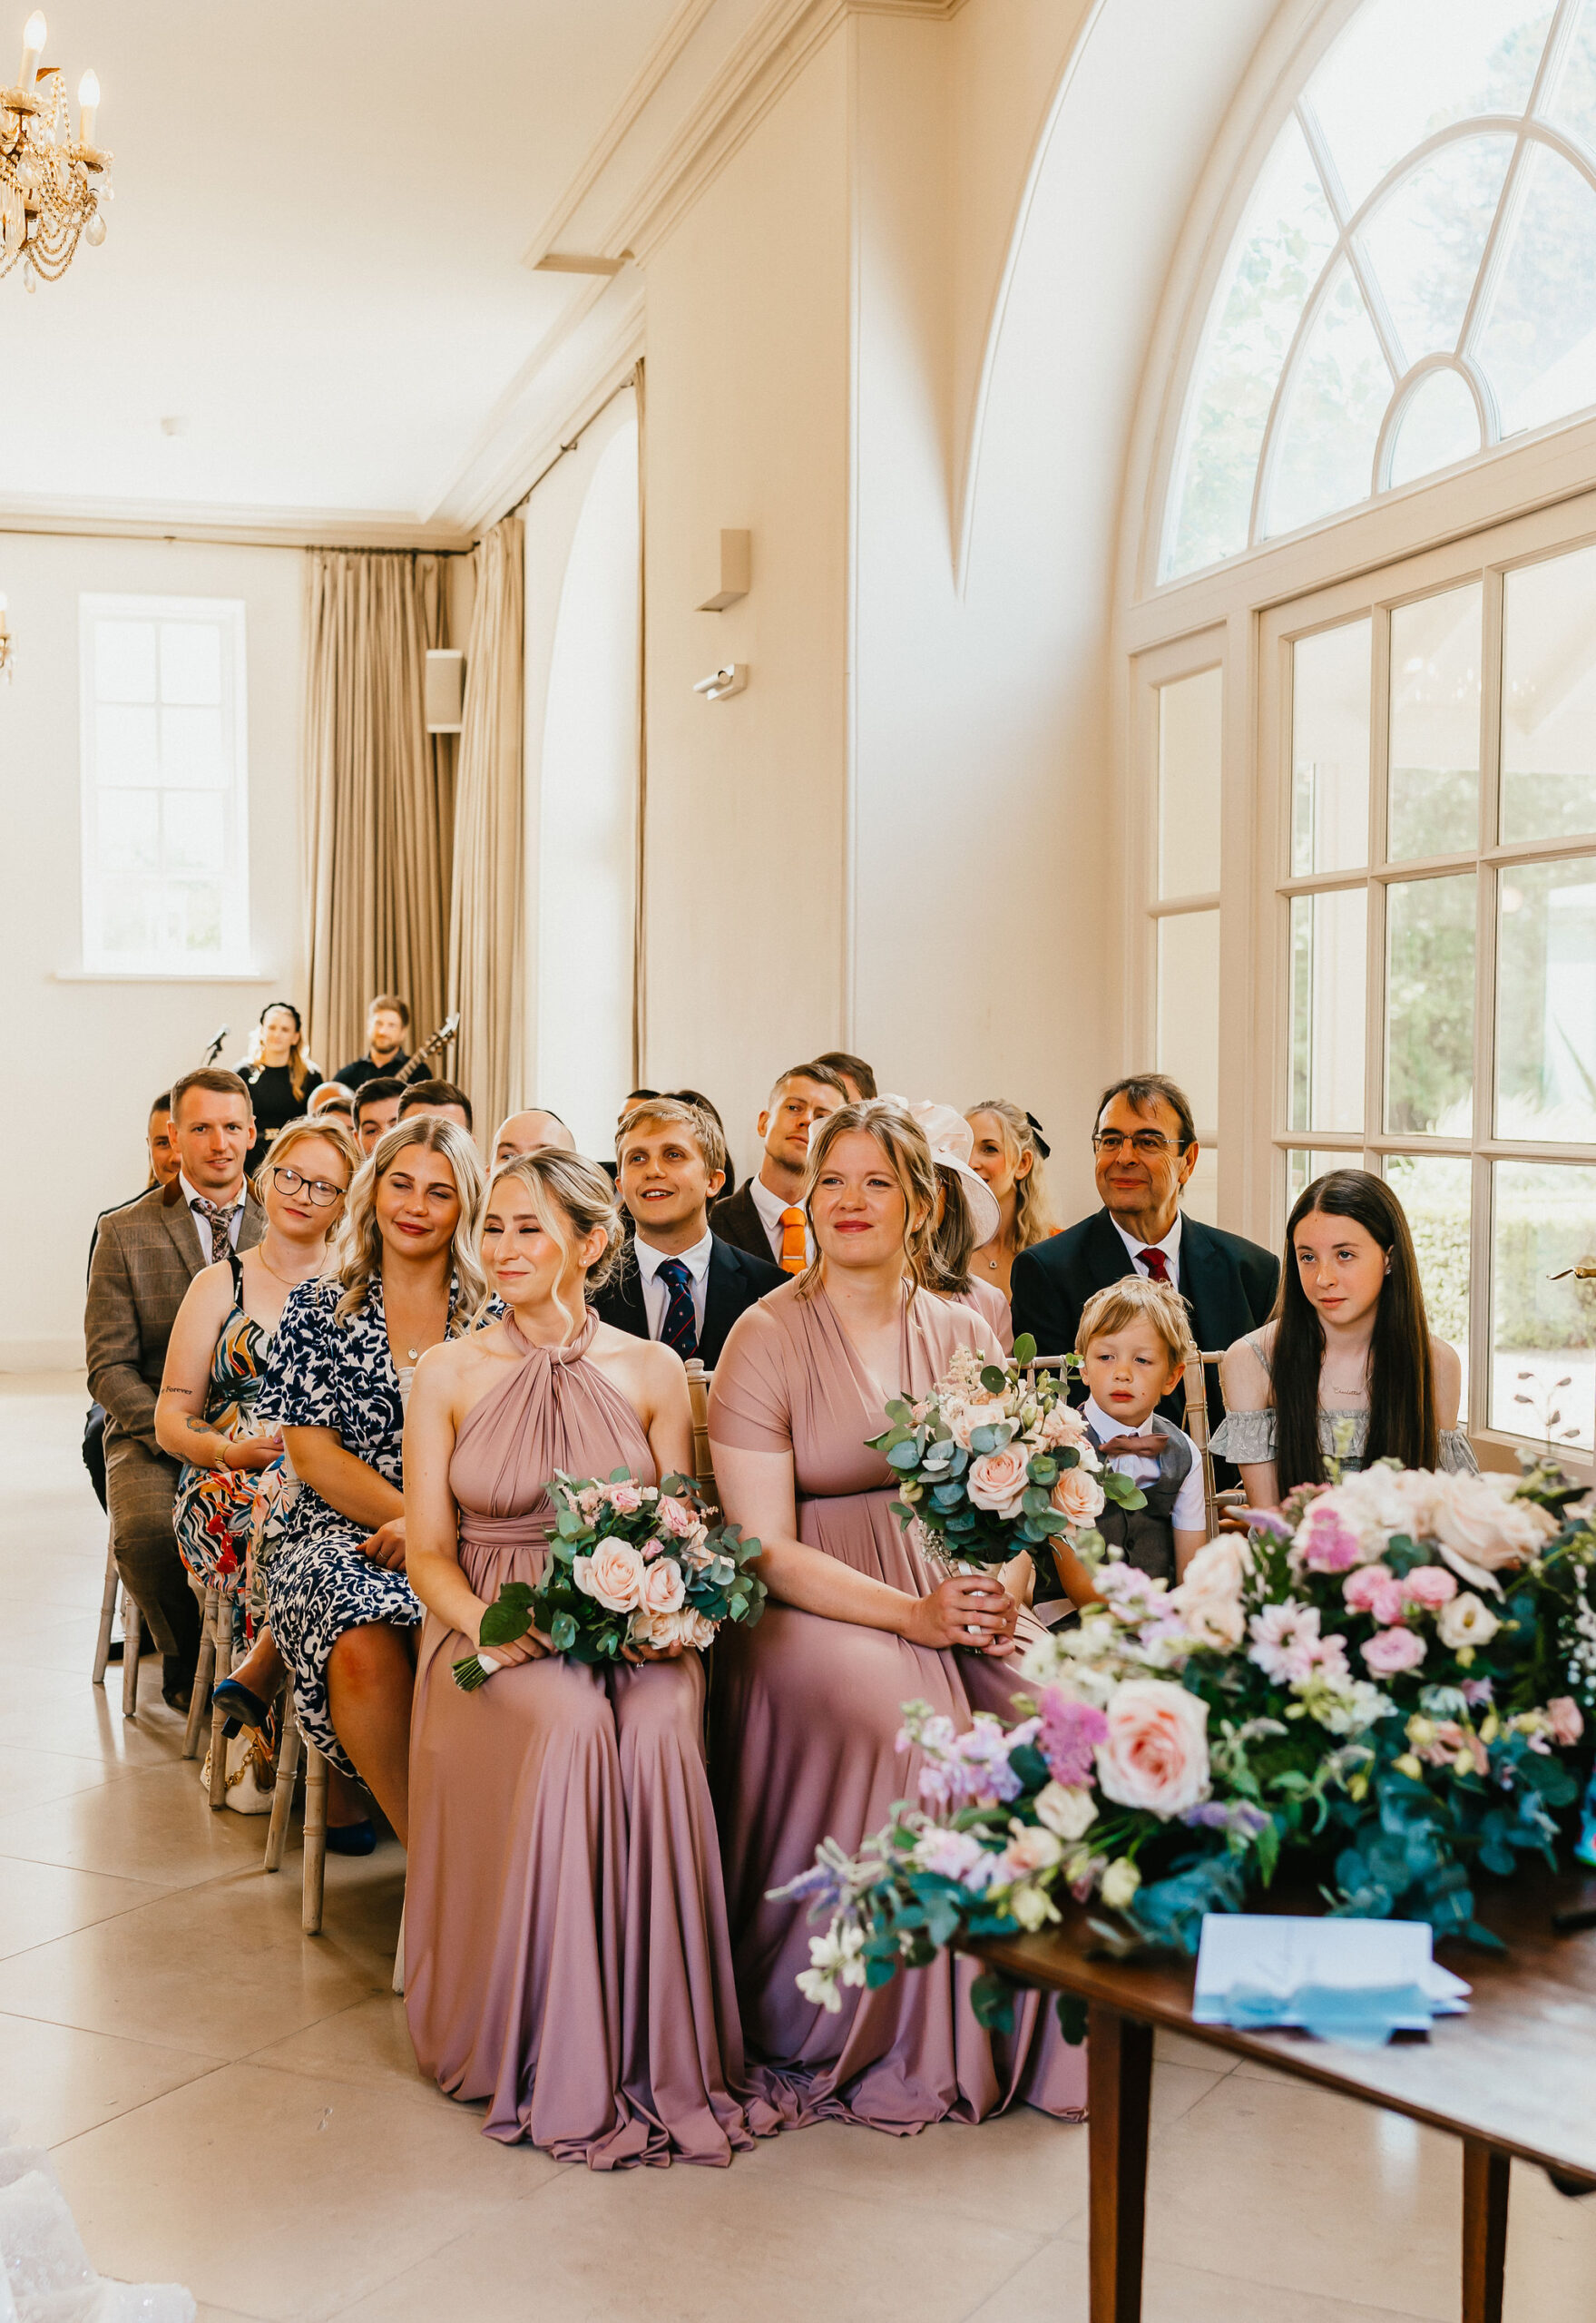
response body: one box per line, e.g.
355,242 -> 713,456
85,1070 -> 265,1708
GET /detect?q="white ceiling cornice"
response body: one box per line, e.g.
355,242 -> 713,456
0,495 -> 475,553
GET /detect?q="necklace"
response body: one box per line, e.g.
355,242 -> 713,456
256,1244 -> 322,1292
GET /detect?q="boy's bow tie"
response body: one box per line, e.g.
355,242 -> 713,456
1096,1432 -> 1166,1458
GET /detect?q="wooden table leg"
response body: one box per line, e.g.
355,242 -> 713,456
1087,2002 -> 1153,2323
1462,2138 -> 1510,2323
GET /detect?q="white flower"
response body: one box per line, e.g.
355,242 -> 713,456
1247,1600 -> 1324,1684
1431,1472 -> 1557,1593
1436,1591 -> 1502,1650
1007,1881 -> 1061,1932
1033,1780 -> 1098,1841
1169,1535 -> 1249,1648
1100,1858 -> 1141,1911
998,1822 -> 1065,1880
796,1922 -> 867,2012
1299,1673 -> 1395,1736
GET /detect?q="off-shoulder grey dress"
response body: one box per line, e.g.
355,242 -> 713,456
1210,1329 -> 1478,1475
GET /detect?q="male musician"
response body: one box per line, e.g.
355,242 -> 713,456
335,995 -> 411,1092
598,1099 -> 783,1367
85,1069 -> 266,1708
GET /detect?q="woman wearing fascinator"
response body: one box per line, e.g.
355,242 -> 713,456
902,1099 -> 1013,1351
963,1100 -> 1057,1299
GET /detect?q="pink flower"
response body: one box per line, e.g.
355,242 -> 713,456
1038,1690 -> 1109,1789
1402,1565 -> 1458,1612
573,1538 -> 647,1612
630,1603 -> 717,1652
641,1556 -> 686,1617
1344,1563 -> 1395,1614
947,1397 -> 1010,1452
913,1828 -> 994,1887
1040,1402 -> 1090,1450
606,1482 -> 644,1516
1298,1505 -> 1364,1573
998,1824 -> 1064,1881
968,1446 -> 1031,1516
576,1485 -> 605,1521
1549,1697 -> 1585,1747
1248,1601 -> 1325,1685
1051,1465 -> 1105,1524
1094,1680 -> 1210,1818
655,1494 -> 696,1538
1431,1471 -> 1556,1593
1361,1626 -> 1426,1676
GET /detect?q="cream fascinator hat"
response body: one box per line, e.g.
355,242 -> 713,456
895,1098 -> 1003,1249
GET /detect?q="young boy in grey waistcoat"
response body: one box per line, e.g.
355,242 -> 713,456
1075,1276 -> 1209,1584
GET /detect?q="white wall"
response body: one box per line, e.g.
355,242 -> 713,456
0,534 -> 305,1367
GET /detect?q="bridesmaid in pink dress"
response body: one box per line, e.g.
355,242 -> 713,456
708,1100 -> 1089,2132
403,1151 -> 772,2166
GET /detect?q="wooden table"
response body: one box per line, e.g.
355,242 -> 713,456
974,1871 -> 1596,2322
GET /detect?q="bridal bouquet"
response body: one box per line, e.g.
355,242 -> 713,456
780,1461 -> 1596,2025
453,1470 -> 766,1688
867,1335 -> 1144,1578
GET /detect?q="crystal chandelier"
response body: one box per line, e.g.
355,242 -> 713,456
1,13 -> 108,289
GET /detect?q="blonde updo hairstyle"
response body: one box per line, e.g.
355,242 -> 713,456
484,1148 -> 624,1338
253,1113 -> 362,1212
798,1099 -> 939,1295
335,1115 -> 486,1324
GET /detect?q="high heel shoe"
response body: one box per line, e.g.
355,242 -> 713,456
326,1819 -> 377,1856
211,1677 -> 270,1736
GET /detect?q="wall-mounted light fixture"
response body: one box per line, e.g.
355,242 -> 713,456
696,529 -> 749,612
424,647 -> 465,734
0,592 -> 12,681
692,663 -> 747,702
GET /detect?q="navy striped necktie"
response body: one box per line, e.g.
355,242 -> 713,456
657,1258 -> 698,1358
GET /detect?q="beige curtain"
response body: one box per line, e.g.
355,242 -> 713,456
448,516 -> 525,1138
302,552 -> 454,1078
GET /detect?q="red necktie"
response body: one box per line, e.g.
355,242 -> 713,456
1138,1245 -> 1170,1284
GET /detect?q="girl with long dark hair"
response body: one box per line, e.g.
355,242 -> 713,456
1213,1169 -> 1475,1506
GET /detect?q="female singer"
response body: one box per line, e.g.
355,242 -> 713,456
238,1003 -> 320,1176
1215,1168 -> 1476,1508
258,1117 -> 484,1848
157,1115 -> 360,1745
964,1100 -> 1057,1298
403,1152 -> 771,2164
910,1100 -> 1013,1351
707,1099 -> 1087,2131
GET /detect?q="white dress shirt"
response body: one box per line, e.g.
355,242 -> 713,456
1082,1395 -> 1206,1534
749,1172 -> 815,1268
634,1228 -> 714,1340
180,1171 -> 246,1268
1111,1210 -> 1183,1293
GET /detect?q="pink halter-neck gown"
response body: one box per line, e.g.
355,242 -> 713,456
708,1279 -> 1087,2132
405,1312 -> 775,2166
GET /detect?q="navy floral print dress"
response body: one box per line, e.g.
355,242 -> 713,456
258,1270 -> 471,1775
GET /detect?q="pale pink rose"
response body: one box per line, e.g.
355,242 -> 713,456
1170,1537 -> 1249,1650
913,1827 -> 991,1884
1040,1402 -> 1090,1451
1033,1780 -> 1099,1841
606,1482 -> 644,1516
998,1824 -> 1064,1880
1343,1563 -> 1395,1614
1051,1465 -> 1105,1524
1431,1472 -> 1557,1592
1361,1625 -> 1426,1676
630,1603 -> 715,1652
948,1397 -> 1011,1452
573,1538 -> 646,1612
1549,1697 -> 1585,1746
683,1607 -> 717,1650
1402,1565 -> 1458,1612
641,1556 -> 686,1616
655,1495 -> 696,1539
968,1446 -> 1032,1516
1094,1680 -> 1210,1818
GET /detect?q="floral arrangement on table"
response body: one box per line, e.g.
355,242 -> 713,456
867,1337 -> 1144,1580
781,1459 -> 1596,2027
454,1471 -> 766,1687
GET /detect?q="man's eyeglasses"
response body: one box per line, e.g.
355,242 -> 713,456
1092,1131 -> 1185,1158
271,1166 -> 346,1207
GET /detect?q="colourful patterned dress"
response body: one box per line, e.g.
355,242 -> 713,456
173,1250 -> 285,1639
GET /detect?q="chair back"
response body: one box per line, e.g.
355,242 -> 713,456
1030,1348 -> 1238,1544
684,1358 -> 718,1505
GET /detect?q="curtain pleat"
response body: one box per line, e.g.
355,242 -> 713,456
301,552 -> 454,1079
448,515 -> 525,1141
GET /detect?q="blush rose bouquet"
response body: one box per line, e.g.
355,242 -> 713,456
778,1459 -> 1596,2029
452,1469 -> 767,1688
866,1336 -> 1146,1589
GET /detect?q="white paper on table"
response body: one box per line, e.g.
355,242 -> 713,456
1192,1915 -> 1472,2028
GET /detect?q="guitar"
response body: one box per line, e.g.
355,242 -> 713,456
395,1013 -> 461,1086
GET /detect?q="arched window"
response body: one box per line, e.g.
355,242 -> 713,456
1164,0 -> 1596,580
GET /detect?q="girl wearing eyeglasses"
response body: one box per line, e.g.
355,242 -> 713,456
157,1116 -> 361,1783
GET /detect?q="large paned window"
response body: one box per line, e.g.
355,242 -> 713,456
1151,663 -> 1222,1220
1164,0 -> 1596,581
1269,534 -> 1596,1452
79,594 -> 250,976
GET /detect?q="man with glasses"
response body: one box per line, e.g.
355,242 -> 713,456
1011,1073 -> 1278,1469
85,1069 -> 267,1710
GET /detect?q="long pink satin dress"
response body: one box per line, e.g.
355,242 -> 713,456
708,1279 -> 1087,2132
405,1312 -> 775,2166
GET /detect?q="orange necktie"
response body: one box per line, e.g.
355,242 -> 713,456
778,1206 -> 808,1273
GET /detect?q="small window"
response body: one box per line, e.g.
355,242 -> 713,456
79,595 -> 250,975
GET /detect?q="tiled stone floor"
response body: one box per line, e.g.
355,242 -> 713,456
4,1374 -> 1595,2321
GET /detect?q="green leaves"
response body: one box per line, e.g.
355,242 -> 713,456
1013,1333 -> 1037,1367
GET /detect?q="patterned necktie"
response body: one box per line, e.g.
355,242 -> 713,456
191,1197 -> 239,1265
656,1258 -> 698,1358
1138,1244 -> 1171,1285
778,1206 -> 808,1275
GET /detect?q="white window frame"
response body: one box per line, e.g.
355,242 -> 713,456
78,593 -> 251,979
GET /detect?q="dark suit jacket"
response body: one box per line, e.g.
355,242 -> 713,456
710,1179 -> 778,1267
85,1180 -> 266,1458
594,1233 -> 785,1370
1010,1209 -> 1279,1474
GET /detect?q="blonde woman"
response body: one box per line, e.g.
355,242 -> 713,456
964,1099 -> 1057,1297
157,1114 -> 359,1737
706,1100 -> 1087,2132
403,1152 -> 772,2162
238,1002 -> 320,1175
256,1118 -> 485,1848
